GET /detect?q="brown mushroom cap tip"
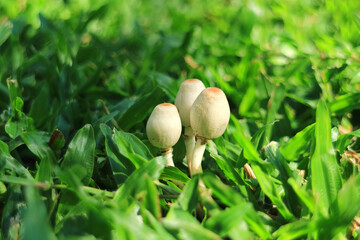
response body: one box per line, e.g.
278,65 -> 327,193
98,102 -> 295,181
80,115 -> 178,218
159,103 -> 173,107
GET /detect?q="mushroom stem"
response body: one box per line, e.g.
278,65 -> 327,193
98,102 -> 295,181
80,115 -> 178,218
162,148 -> 175,167
191,137 -> 207,175
184,126 -> 195,173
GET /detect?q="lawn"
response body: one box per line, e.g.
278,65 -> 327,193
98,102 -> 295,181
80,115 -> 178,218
1,0 -> 360,239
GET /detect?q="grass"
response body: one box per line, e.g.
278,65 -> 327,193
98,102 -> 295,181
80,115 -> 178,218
1,0 -> 360,239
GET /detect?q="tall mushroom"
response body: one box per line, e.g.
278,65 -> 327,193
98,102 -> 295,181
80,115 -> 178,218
190,87 -> 230,175
175,79 -> 205,174
146,103 -> 182,166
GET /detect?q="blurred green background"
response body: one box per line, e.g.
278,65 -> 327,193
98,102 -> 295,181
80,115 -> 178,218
1,0 -> 359,140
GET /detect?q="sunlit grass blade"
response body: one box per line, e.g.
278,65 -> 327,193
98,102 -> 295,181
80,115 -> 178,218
280,123 -> 315,161
311,99 -> 342,215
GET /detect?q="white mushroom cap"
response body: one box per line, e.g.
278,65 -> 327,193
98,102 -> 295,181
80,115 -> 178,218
175,79 -> 205,127
146,103 -> 182,149
190,87 -> 230,139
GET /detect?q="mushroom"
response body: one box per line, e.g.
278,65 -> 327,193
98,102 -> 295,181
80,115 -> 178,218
175,79 -> 205,174
190,87 -> 230,175
146,103 -> 182,166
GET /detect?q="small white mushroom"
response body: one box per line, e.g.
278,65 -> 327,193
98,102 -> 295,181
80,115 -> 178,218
146,103 -> 182,166
190,87 -> 230,174
175,79 -> 205,174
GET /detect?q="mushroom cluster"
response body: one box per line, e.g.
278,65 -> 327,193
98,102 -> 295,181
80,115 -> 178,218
146,79 -> 230,176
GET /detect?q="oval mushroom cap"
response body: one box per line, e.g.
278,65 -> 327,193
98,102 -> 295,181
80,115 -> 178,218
146,103 -> 182,149
190,87 -> 230,139
175,79 -> 205,127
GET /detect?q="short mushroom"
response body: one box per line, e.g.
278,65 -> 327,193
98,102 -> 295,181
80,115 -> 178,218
146,103 -> 182,166
190,87 -> 230,175
175,79 -> 205,174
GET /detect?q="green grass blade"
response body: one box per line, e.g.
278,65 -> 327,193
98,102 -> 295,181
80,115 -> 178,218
330,92 -> 360,116
118,87 -> 165,131
61,124 -> 96,185
114,156 -> 166,206
164,208 -> 222,240
263,84 -> 286,145
311,99 -> 342,215
23,186 -> 55,240
230,115 -> 295,221
21,131 -> 56,183
280,123 -> 315,161
336,128 -> 360,154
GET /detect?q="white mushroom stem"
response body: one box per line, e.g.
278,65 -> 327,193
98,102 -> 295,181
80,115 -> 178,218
161,148 -> 175,167
191,137 -> 207,175
184,126 -> 195,172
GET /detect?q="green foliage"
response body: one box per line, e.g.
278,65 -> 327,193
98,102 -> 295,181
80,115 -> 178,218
1,0 -> 360,239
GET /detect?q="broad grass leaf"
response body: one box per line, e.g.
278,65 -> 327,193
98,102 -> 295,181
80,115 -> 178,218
108,209 -> 164,240
230,115 -> 294,221
274,219 -> 315,240
251,164 -> 294,220
114,156 -> 166,206
6,79 -> 21,117
172,175 -> 199,213
1,153 -> 33,179
21,131 -> 56,183
288,179 -> 315,213
160,167 -> 190,183
151,72 -> 178,99
61,124 -> 95,185
263,84 -> 286,145
113,129 -> 153,161
55,195 -> 87,233
164,208 -> 222,240
1,185 -> 25,239
311,99 -> 342,215
280,123 -> 315,161
207,140 -> 244,185
336,128 -> 360,154
23,187 -> 55,240
0,21 -> 12,46
5,97 -> 34,139
330,92 -> 360,116
205,203 -> 253,238
201,173 -> 271,239
29,86 -> 51,128
239,82 -> 256,116
278,176 -> 360,239
139,209 -> 176,240
117,87 -> 165,131
331,175 -> 360,235
0,140 -> 10,154
0,140 -> 32,179
141,177 -> 161,220
0,181 -> 6,194
100,124 -> 135,184
265,142 -> 299,215
202,173 -> 244,206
